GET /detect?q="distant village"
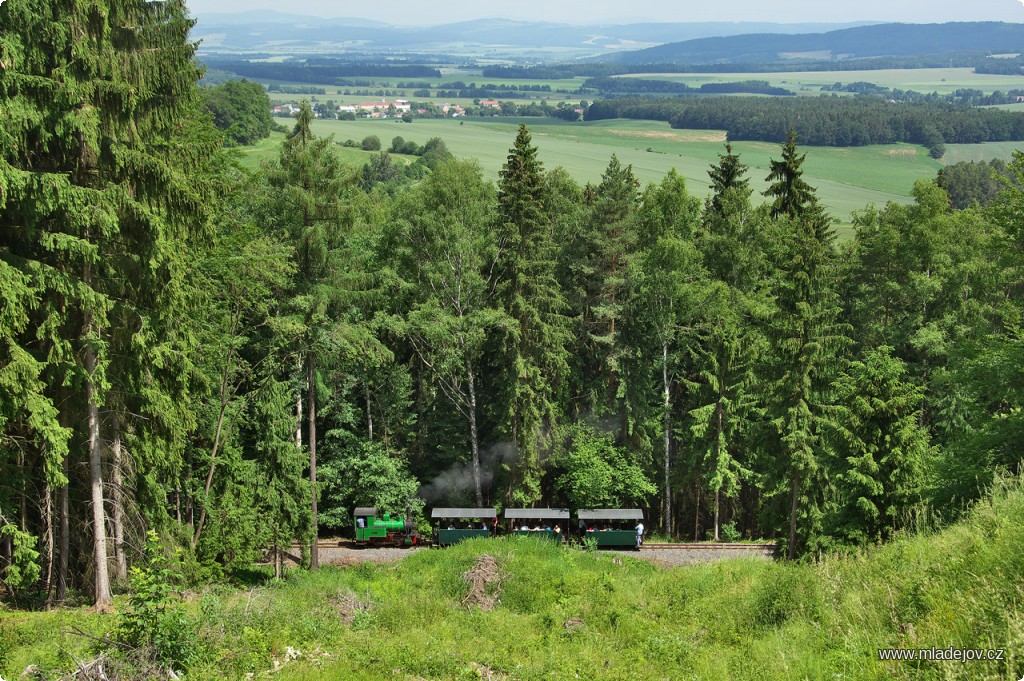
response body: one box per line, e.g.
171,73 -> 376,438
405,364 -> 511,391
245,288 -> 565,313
272,98 -> 509,119
271,96 -> 586,122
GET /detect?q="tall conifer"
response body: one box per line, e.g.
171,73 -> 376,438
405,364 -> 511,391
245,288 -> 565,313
494,125 -> 570,504
0,0 -> 213,605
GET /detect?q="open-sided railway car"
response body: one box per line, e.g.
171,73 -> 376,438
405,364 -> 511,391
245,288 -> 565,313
578,509 -> 643,549
353,507 -> 419,547
431,507 -> 496,546
504,508 -> 569,542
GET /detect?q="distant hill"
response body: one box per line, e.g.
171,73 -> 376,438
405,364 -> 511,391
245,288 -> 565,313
190,14 -> 873,57
605,21 -> 1024,65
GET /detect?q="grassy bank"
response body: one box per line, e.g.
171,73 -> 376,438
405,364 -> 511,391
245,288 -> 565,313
3,477 -> 1023,680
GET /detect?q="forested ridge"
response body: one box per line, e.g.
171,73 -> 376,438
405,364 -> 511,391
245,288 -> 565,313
585,96 -> 1024,156
2,0 -> 1024,616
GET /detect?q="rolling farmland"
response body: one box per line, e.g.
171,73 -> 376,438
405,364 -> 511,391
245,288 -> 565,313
250,116 -> 950,235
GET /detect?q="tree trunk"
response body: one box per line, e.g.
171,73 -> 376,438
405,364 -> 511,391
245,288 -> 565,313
295,358 -> 303,449
365,383 -> 374,442
1,535 -> 11,597
713,399 -> 724,542
662,341 -> 672,538
56,450 -> 69,603
693,479 -> 702,542
467,358 -> 484,506
787,470 -> 801,560
111,414 -> 128,582
193,343 -> 236,548
44,483 -> 54,598
274,523 -> 281,580
84,333 -> 112,609
714,489 -> 721,542
308,357 -> 319,570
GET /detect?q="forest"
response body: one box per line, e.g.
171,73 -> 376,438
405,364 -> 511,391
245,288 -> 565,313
585,95 -> 1024,156
1,0 -> 1024,620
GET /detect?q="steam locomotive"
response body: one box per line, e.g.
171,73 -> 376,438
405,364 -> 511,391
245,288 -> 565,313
352,506 -> 420,547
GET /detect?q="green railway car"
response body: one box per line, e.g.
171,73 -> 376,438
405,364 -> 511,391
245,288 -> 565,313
504,508 -> 569,542
579,509 -> 644,550
431,507 -> 496,546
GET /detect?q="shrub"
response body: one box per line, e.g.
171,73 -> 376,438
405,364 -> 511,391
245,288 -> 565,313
116,531 -> 199,674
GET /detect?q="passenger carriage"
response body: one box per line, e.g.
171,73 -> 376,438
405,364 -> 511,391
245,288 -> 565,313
578,508 -> 644,549
504,508 -> 569,542
431,507 -> 496,546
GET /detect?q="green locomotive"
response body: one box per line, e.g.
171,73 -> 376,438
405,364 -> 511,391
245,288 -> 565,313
353,507 -> 420,547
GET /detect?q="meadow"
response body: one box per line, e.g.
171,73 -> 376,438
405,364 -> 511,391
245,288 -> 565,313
3,476 -> 1022,680
243,116 -> 947,234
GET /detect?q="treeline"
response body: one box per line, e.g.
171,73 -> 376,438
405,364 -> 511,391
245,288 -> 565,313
821,82 -> 1024,107
481,54 -> 1002,79
974,56 -> 1024,75
582,77 -> 794,96
266,84 -> 328,95
204,60 -> 442,84
585,96 -> 1024,155
937,159 -> 1009,209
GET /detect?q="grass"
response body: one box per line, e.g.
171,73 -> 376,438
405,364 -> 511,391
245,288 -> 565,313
240,113 -> 1021,239
941,141 -> 1024,164
3,476 -> 1023,680
232,130 -> 393,172
252,116 -> 942,236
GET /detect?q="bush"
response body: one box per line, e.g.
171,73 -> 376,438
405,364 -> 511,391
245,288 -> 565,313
721,522 -> 742,542
116,531 -> 199,674
360,135 -> 382,151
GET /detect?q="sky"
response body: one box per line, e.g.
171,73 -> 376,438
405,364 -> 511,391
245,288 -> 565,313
188,0 -> 1024,25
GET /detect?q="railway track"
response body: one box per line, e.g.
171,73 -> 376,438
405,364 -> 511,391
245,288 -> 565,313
641,542 -> 777,550
293,540 -> 777,551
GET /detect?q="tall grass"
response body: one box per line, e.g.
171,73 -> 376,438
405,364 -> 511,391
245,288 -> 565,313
3,479 -> 1023,680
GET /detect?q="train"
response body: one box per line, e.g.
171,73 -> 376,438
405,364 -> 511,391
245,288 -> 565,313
352,506 -> 644,549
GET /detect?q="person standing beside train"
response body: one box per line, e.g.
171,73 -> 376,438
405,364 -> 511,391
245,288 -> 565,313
635,520 -> 644,548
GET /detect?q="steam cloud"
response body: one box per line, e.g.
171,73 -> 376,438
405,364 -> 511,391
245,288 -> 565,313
419,442 -> 519,504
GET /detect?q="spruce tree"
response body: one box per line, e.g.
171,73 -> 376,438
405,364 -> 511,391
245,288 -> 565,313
826,347 -> 930,545
764,131 -> 817,221
581,155 -> 640,414
268,101 -> 359,569
0,0 -> 214,605
707,144 -> 750,216
494,125 -> 571,504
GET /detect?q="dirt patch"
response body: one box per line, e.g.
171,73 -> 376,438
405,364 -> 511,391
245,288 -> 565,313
887,148 -> 918,157
563,617 -> 586,631
461,554 -> 504,610
469,662 -> 509,680
329,589 -> 372,625
607,129 -> 727,143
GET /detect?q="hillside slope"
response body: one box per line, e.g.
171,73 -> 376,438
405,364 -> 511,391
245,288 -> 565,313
609,21 -> 1024,65
3,477 -> 1023,680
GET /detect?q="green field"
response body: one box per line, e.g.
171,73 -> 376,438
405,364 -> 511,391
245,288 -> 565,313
274,116 -> 943,233
233,131 -> 390,171
616,68 -> 1024,96
942,141 -> 1024,164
